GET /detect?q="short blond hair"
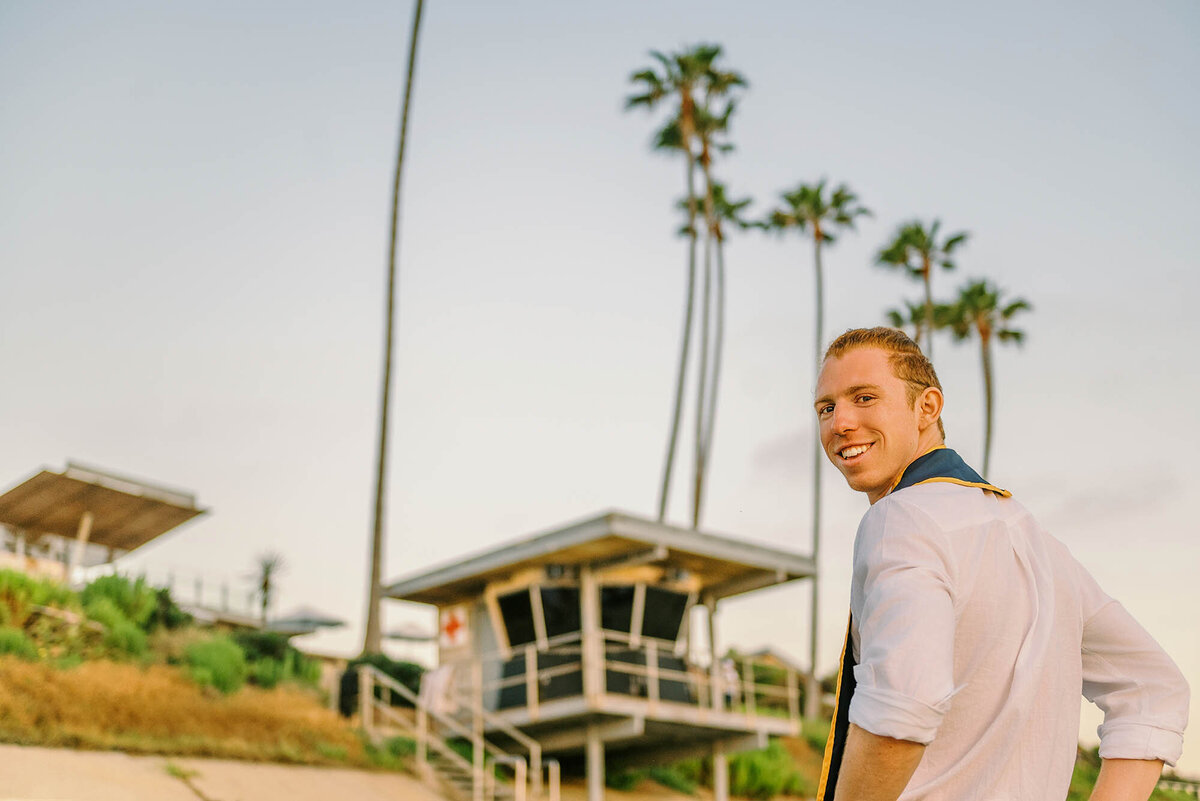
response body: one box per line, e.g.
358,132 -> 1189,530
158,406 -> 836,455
824,327 -> 946,438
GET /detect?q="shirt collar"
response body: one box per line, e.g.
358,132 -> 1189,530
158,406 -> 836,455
887,446 -> 1011,498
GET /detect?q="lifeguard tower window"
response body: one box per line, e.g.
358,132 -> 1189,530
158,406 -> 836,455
601,585 -> 635,633
498,590 -> 537,646
540,586 -> 580,637
642,587 -> 688,641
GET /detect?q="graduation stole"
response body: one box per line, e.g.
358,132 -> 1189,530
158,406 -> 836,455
813,447 -> 1009,801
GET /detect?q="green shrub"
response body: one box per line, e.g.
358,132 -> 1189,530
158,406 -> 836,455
315,741 -> 348,762
802,716 -> 831,753
383,736 -> 416,758
0,569 -> 78,629
145,587 -> 191,631
672,757 -> 708,787
648,765 -> 696,794
362,733 -> 416,770
606,769 -> 642,791
84,596 -> 129,630
82,597 -> 146,657
54,653 -> 84,670
0,626 -> 38,660
104,620 -> 148,657
185,636 -> 247,694
1154,790 -> 1199,801
81,574 -> 156,629
250,657 -> 285,689
1067,748 -> 1100,800
338,654 -> 424,716
291,650 -> 322,686
729,740 -> 812,800
236,633 -> 322,690
232,630 -> 291,662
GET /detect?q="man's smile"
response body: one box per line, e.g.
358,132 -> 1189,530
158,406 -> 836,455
837,442 -> 874,461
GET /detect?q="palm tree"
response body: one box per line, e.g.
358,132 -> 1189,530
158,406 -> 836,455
885,298 -> 926,340
365,0 -> 425,657
942,279 -> 1031,476
675,181 -> 753,527
762,179 -> 870,717
876,220 -> 968,356
690,83 -> 743,531
255,551 -> 285,627
627,44 -> 744,527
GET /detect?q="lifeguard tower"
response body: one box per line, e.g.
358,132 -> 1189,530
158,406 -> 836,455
361,510 -> 814,801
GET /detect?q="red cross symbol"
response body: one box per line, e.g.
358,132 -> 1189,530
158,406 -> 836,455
442,610 -> 464,644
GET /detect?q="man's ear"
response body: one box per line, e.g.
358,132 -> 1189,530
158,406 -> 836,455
916,385 -> 944,432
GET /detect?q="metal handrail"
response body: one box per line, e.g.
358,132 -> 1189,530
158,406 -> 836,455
443,633 -> 801,724
470,659 -> 583,695
360,664 -> 558,801
490,755 -> 528,801
448,631 -> 584,669
372,701 -> 475,776
1158,778 -> 1200,798
597,643 -> 801,730
361,666 -> 505,801
460,648 -> 547,799
363,666 -> 492,754
543,759 -> 561,801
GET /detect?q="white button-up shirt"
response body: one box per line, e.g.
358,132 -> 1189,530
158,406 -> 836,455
848,482 -> 1189,800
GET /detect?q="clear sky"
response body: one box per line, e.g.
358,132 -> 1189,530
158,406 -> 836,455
2,0 -> 1197,772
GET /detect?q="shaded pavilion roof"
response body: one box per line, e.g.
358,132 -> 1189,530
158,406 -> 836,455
0,462 -> 206,553
385,510 -> 814,606
267,605 -> 346,636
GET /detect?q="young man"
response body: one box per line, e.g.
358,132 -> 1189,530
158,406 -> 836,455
812,328 -> 1188,801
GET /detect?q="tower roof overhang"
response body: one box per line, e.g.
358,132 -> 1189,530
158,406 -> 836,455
385,510 -> 814,606
0,462 -> 206,554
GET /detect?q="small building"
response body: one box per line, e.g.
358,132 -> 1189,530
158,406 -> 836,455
382,510 -> 815,801
0,462 -> 206,585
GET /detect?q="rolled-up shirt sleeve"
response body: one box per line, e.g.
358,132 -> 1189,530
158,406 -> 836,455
848,501 -> 957,744
1076,561 -> 1190,766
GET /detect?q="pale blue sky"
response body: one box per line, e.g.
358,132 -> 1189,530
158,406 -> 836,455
2,0 -> 1197,770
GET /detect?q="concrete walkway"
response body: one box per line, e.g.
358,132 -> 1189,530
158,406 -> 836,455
0,743 -> 444,801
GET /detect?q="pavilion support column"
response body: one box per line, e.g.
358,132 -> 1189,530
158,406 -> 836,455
585,723 -> 605,801
706,596 -> 722,711
15,530 -> 26,559
713,739 -> 729,801
67,511 -> 94,585
580,565 -> 602,703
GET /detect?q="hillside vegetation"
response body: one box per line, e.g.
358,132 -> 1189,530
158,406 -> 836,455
0,568 -> 412,768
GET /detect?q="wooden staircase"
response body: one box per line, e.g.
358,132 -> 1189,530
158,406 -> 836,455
358,665 -> 558,801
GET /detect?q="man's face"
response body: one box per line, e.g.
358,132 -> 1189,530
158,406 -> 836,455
814,347 -> 937,504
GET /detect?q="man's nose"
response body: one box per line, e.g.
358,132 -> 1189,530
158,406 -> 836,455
831,404 -> 858,434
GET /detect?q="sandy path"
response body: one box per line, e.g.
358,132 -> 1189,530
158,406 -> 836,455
0,743 -> 741,801
0,743 -> 441,801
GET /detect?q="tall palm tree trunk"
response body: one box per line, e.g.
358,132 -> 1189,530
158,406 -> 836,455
701,230 -> 725,506
921,259 -> 934,357
364,0 -> 425,657
980,331 -> 994,477
806,236 -> 825,717
691,177 -> 715,529
657,152 -> 700,522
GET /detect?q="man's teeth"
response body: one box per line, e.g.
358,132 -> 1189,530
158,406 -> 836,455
840,444 -> 871,459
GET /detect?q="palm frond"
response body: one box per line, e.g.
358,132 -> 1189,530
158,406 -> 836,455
942,232 -> 969,252
1001,299 -> 1032,317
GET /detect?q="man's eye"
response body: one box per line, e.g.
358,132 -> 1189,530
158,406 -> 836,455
856,394 -> 875,403
817,404 -> 834,416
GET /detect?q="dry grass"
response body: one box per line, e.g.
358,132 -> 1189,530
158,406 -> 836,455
0,656 -> 369,765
